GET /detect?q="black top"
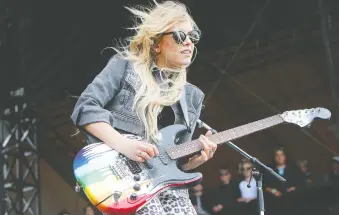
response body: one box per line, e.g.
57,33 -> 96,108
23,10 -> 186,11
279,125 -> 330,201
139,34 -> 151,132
263,164 -> 305,193
327,172 -> 339,185
158,105 -> 175,129
214,182 -> 237,208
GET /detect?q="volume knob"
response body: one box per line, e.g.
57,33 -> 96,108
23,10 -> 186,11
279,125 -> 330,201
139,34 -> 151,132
130,193 -> 137,200
133,183 -> 141,191
133,174 -> 141,181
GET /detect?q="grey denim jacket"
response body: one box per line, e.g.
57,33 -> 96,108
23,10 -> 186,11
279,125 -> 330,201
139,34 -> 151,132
71,54 -> 205,144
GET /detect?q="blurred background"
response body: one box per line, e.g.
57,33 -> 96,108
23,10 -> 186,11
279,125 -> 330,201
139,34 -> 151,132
1,0 -> 339,214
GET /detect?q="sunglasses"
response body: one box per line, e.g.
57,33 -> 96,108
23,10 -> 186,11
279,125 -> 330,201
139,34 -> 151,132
161,30 -> 201,44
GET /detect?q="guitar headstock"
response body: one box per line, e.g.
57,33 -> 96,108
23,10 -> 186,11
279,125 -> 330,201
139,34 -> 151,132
280,107 -> 331,127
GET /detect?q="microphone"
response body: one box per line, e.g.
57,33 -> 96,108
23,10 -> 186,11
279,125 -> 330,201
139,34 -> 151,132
196,119 -> 218,134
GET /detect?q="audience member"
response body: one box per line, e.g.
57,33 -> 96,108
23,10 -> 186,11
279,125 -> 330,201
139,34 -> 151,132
235,160 -> 257,203
190,184 -> 212,215
324,156 -> 339,185
212,167 -> 236,214
323,156 -> 339,215
84,204 -> 95,215
264,147 -> 304,197
233,160 -> 257,215
297,160 -> 313,187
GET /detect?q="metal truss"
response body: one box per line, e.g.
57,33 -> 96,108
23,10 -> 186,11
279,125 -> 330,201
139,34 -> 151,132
1,92 -> 40,215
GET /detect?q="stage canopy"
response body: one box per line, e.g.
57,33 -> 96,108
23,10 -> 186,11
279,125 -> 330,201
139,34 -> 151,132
1,0 -> 339,188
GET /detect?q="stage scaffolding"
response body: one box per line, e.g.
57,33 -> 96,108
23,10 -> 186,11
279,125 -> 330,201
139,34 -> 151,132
1,89 -> 40,215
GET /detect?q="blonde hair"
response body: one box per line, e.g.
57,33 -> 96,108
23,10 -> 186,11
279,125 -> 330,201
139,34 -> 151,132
115,1 -> 199,142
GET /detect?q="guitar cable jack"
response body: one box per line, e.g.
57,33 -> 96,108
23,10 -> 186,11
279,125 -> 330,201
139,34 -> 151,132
75,182 -> 82,192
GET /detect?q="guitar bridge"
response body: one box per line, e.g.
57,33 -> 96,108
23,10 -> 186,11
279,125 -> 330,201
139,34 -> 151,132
126,159 -> 142,174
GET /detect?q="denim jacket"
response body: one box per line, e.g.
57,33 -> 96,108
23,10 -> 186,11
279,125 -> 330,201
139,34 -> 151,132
71,54 -> 205,144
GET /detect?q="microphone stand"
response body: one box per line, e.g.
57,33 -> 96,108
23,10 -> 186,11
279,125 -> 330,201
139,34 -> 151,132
197,120 -> 286,215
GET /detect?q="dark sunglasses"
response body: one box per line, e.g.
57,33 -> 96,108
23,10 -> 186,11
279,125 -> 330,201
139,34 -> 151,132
161,30 -> 201,44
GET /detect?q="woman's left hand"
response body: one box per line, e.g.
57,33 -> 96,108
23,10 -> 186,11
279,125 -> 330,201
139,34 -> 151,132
182,130 -> 217,171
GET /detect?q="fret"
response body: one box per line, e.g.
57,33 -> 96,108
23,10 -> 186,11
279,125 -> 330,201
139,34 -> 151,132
167,115 -> 285,160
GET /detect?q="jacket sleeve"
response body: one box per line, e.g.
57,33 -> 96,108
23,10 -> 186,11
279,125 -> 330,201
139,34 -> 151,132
71,55 -> 127,127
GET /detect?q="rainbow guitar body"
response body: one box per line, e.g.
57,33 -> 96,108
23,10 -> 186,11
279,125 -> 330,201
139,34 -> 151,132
73,124 -> 202,215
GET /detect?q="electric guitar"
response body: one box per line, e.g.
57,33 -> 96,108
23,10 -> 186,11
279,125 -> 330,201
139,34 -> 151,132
73,107 -> 330,215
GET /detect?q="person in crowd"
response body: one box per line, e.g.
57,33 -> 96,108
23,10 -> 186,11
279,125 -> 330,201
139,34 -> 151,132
212,167 -> 236,214
84,204 -> 95,215
324,156 -> 339,185
322,156 -> 339,215
264,147 -> 304,197
263,147 -> 306,215
297,159 -> 312,187
233,159 -> 257,215
190,184 -> 213,215
235,160 -> 257,203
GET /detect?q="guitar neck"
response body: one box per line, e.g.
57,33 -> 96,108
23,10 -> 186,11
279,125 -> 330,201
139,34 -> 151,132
167,114 -> 284,160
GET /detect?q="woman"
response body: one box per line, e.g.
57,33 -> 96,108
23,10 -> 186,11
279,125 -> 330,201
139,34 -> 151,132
264,147 -> 304,197
71,1 -> 217,215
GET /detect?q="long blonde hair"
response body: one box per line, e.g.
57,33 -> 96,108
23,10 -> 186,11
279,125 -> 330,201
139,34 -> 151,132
115,1 -> 199,142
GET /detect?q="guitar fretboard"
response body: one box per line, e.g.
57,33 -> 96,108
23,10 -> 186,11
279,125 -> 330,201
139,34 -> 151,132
166,115 -> 284,160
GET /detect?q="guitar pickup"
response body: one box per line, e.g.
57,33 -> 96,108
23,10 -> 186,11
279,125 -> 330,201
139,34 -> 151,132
158,152 -> 170,165
143,161 -> 153,170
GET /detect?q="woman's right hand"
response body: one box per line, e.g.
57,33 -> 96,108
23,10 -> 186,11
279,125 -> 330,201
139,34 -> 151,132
83,122 -> 159,162
116,137 -> 159,162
